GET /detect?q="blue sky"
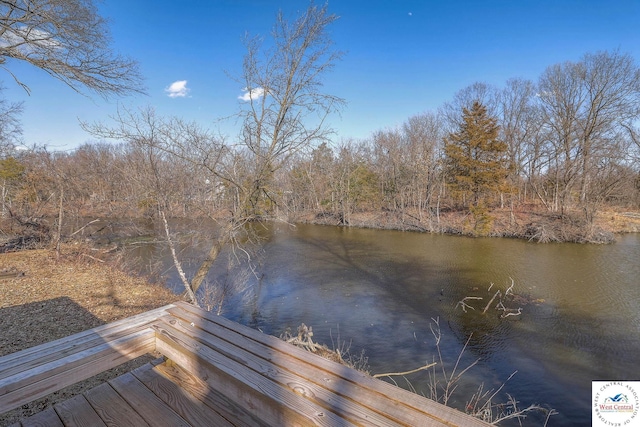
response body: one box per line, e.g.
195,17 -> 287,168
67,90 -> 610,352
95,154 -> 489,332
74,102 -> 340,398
3,0 -> 640,150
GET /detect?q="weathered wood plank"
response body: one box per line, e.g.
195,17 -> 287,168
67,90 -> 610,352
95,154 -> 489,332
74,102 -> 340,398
0,304 -> 174,378
108,372 -> 191,427
131,362 -> 236,427
0,328 -> 154,395
154,320 -> 353,427
156,315 -> 404,426
154,360 -> 266,427
17,407 -> 63,427
83,382 -> 150,427
0,330 -> 155,414
0,323 -> 153,383
54,394 -> 108,427
168,301 -> 489,427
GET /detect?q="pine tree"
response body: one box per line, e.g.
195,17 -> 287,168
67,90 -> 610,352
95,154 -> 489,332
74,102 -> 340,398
444,101 -> 509,208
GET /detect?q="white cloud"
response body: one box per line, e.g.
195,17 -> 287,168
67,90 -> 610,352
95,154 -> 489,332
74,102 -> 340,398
0,26 -> 61,51
238,87 -> 265,102
165,80 -> 190,98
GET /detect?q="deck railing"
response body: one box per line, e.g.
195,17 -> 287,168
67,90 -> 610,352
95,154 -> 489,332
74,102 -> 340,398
1,301 -> 490,426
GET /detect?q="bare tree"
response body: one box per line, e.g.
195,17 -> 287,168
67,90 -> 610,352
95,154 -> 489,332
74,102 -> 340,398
538,50 -> 640,224
0,155 -> 24,216
576,51 -> 640,221
0,85 -> 22,155
402,111 -> 443,226
498,79 -> 537,187
332,140 -> 378,225
286,141 -> 335,213
441,82 -> 500,132
497,78 -> 539,214
86,3 -> 344,306
0,0 -> 144,97
188,2 -> 344,294
371,128 -> 406,212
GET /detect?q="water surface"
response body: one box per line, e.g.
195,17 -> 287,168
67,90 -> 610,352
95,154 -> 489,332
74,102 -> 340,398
128,222 -> 640,426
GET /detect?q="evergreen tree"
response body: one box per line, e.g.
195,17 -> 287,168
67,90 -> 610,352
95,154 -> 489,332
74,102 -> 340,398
444,101 -> 509,208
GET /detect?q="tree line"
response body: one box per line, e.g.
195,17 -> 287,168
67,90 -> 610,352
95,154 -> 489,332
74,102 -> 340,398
2,51 -> 640,245
1,1 -> 640,252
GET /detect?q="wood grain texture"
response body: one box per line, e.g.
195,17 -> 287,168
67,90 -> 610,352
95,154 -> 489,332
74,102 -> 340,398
131,362 -> 236,427
18,407 -> 64,427
54,394 -> 108,427
109,372 -> 191,427
154,321 -> 351,427
0,330 -> 155,414
84,382 -> 150,427
155,315 -> 403,426
0,305 -> 174,378
0,304 -> 175,414
154,360 -> 270,427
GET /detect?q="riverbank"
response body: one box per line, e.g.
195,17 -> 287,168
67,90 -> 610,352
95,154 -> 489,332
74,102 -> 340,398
0,245 -> 180,424
294,207 -> 640,243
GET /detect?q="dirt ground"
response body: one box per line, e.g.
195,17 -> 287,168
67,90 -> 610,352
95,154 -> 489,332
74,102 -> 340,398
0,245 -> 181,425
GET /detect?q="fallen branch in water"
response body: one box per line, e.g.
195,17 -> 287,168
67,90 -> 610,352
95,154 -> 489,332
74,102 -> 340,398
456,296 -> 483,312
482,290 -> 501,314
282,323 -> 323,352
505,277 -> 515,296
500,307 -> 523,319
373,363 -> 437,378
455,278 -> 533,319
282,324 -> 370,373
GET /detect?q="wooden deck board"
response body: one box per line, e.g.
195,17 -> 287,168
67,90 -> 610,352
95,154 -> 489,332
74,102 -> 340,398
152,360 -> 267,426
109,372 -> 191,427
165,305 -> 411,420
18,407 -> 64,427
84,382 -> 151,427
131,362 -> 236,427
54,395 -> 108,427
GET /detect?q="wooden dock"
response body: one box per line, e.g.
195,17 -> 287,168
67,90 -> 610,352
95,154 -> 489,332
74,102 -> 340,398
0,301 -> 490,426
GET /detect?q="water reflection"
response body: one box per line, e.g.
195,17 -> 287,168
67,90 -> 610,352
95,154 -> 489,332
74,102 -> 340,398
124,221 -> 640,426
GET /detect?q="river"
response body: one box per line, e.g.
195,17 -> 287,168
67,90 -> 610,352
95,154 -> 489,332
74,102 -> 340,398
125,221 -> 640,426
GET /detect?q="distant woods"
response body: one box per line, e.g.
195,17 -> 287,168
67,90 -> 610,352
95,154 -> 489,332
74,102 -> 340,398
2,49 -> 640,244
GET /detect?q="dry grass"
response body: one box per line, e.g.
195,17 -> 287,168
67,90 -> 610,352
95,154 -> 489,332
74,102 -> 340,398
297,206 -> 640,242
596,209 -> 640,233
0,244 -> 181,424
